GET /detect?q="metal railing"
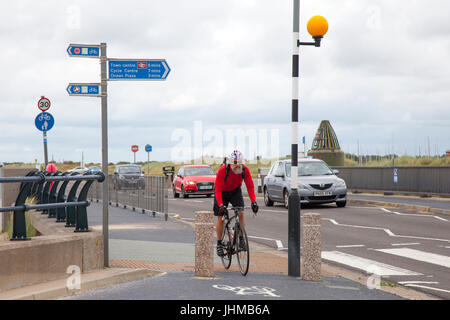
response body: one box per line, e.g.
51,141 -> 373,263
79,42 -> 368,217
88,175 -> 169,220
0,170 -> 105,240
330,166 -> 450,195
256,166 -> 450,196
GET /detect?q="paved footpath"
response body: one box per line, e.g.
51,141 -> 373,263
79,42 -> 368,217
62,202 -> 408,300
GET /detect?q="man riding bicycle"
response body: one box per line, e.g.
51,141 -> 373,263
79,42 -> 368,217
214,150 -> 258,257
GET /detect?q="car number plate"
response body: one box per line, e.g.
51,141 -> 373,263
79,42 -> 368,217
199,186 -> 212,190
313,191 -> 333,196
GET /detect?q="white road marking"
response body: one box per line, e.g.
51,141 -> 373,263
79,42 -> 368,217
398,281 -> 439,285
380,207 -> 448,222
321,251 -> 422,276
402,284 -> 450,294
336,245 -> 365,248
376,248 -> 450,269
322,218 -> 450,243
391,243 -> 420,246
247,235 -> 285,250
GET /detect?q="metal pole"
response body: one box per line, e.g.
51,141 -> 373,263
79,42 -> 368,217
43,131 -> 48,168
100,42 -> 109,267
288,0 -> 301,277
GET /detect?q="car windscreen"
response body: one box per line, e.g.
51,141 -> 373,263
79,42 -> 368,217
285,162 -> 332,176
184,167 -> 214,176
118,166 -> 141,174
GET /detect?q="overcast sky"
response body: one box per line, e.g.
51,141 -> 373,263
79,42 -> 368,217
1,0 -> 449,164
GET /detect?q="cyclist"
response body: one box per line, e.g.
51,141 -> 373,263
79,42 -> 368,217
214,150 -> 258,257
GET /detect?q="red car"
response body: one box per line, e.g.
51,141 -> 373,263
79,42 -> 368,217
173,165 -> 216,198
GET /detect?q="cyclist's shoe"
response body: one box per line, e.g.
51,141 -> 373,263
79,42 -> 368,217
216,243 -> 225,257
238,237 -> 246,251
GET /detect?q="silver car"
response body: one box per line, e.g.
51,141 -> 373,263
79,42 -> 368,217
263,159 -> 347,208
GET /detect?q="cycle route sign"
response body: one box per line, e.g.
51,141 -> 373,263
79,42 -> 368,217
35,112 -> 55,132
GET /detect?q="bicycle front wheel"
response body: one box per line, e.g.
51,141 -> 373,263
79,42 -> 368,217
221,225 -> 232,269
235,224 -> 250,276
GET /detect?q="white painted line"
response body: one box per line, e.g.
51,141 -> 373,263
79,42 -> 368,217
391,243 -> 420,246
336,245 -> 365,248
398,281 -> 439,285
260,209 -> 286,213
322,218 -> 450,243
403,284 -> 450,294
376,248 -> 450,269
275,240 -> 284,250
321,251 -> 422,276
382,208 -> 448,222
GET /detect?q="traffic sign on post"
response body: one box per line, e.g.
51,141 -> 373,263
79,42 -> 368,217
35,112 -> 55,132
131,145 -> 139,153
67,44 -> 101,58
108,59 -> 170,80
38,97 -> 51,112
145,144 -> 152,152
67,83 -> 101,96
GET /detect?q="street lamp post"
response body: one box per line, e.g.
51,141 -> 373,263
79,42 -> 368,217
289,0 -> 328,278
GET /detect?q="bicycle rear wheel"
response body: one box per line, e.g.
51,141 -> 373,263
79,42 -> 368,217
235,224 -> 249,276
221,225 -> 232,269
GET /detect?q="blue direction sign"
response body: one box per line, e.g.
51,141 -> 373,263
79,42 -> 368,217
67,44 -> 100,58
35,112 -> 54,132
108,59 -> 170,80
145,144 -> 152,152
67,83 -> 101,96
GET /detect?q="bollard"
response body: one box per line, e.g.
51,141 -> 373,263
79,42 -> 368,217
195,211 -> 214,278
301,212 -> 321,281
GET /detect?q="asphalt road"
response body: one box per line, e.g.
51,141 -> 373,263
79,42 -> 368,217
164,194 -> 450,299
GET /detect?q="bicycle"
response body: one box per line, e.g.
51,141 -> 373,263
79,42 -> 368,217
220,206 -> 253,276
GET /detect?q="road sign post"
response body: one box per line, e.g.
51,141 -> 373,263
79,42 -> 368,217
131,145 -> 139,163
35,101 -> 54,169
100,43 -> 109,267
145,144 -> 152,176
67,42 -> 170,269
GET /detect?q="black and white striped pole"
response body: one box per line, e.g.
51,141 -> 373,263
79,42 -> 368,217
288,0 -> 328,277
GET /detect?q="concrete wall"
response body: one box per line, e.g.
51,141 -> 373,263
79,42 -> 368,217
0,167 -> 36,232
0,211 -> 103,292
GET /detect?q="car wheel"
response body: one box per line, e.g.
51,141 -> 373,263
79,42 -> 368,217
337,201 -> 346,208
264,187 -> 274,207
173,185 -> 179,198
181,185 -> 188,198
283,189 -> 289,209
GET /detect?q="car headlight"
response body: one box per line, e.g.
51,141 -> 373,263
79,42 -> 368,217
335,180 -> 346,188
186,181 -> 196,185
298,183 -> 308,190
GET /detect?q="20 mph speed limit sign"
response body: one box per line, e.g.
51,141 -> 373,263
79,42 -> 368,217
38,97 -> 51,112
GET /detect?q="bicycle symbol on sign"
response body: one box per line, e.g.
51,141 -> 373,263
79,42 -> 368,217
38,113 -> 51,121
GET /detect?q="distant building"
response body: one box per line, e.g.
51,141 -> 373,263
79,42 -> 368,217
307,120 -> 344,166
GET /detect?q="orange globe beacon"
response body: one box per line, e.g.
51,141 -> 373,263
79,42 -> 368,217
307,16 -> 329,37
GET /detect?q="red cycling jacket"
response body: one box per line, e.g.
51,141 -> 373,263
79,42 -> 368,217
214,164 -> 256,206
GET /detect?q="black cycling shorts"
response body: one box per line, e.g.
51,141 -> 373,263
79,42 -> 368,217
213,187 -> 245,216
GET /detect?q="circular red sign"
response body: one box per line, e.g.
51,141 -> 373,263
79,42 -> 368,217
37,97 -> 51,112
74,48 -> 81,54
131,145 -> 139,152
